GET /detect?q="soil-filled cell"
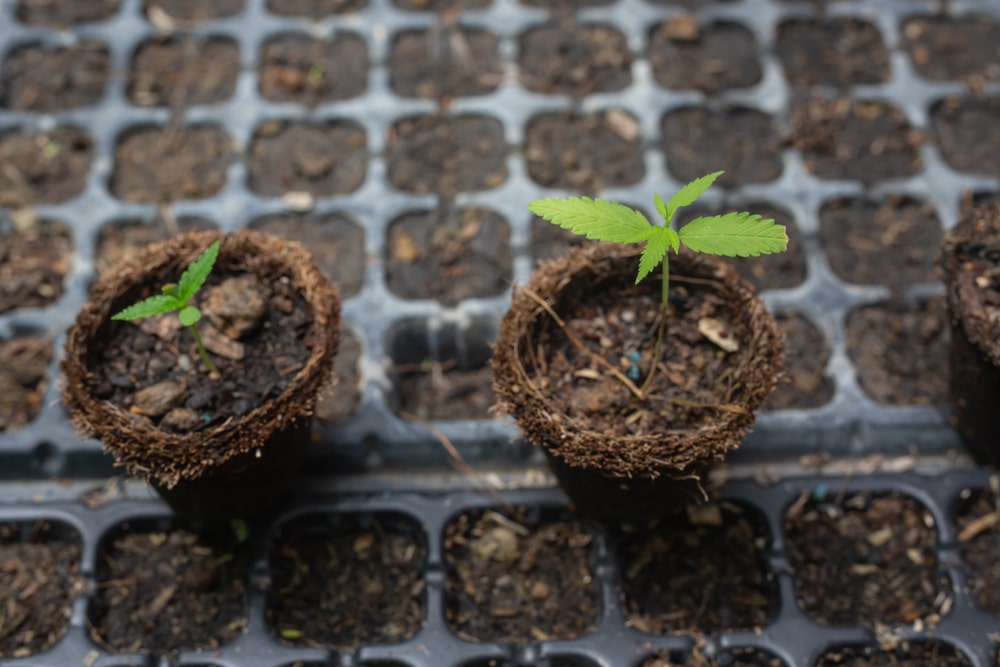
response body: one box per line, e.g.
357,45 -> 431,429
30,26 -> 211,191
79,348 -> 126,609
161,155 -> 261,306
775,18 -> 889,88
111,125 -> 232,202
525,110 -> 644,195
902,16 -> 1000,84
816,642 -> 972,667
17,0 -> 120,25
445,509 -> 599,642
386,207 -> 512,305
764,311 -> 833,410
267,0 -> 367,16
267,513 -> 426,648
2,41 -> 109,111
520,0 -> 610,7
662,108 -> 782,188
387,318 -> 497,421
845,298 -> 949,406
260,33 -> 368,105
95,216 -> 218,276
248,121 -> 367,196
954,487 -> 1000,615
90,521 -> 249,653
785,491 -> 951,627
641,648 -> 788,667
643,0 -> 738,5
618,502 -> 776,634
389,26 -> 501,99
144,0 -> 244,20
820,196 -> 941,290
0,127 -> 93,207
314,327 -> 362,423
0,334 -> 53,432
931,97 -> 1000,180
393,0 -> 490,10
128,36 -> 239,108
790,97 -> 923,184
248,212 -> 366,298
1,214 -> 72,314
518,23 -> 632,96
387,114 -> 506,195
649,20 -> 761,93
0,521 -> 81,657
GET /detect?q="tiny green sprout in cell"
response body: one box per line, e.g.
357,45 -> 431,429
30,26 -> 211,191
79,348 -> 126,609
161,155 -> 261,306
528,170 -> 788,398
112,240 -> 221,376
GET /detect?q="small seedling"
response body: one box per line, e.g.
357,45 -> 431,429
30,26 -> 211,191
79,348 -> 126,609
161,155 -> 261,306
528,171 -> 787,398
112,240 -> 221,376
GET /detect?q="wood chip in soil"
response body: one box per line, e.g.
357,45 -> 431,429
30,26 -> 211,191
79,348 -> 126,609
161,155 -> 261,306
954,485 -> 1000,615
266,0 -> 367,16
94,216 -> 218,277
649,20 -> 761,93
815,642 -> 972,667
111,125 -> 231,203
260,33 -> 368,105
0,127 -> 93,207
248,121 -> 367,197
2,41 -> 109,111
17,0 -> 120,26
267,515 -> 426,648
518,23 -> 632,96
128,36 -> 239,108
775,18 -> 890,88
91,525 -> 249,653
764,311 -> 833,410
618,502 -> 776,635
902,16 -> 1000,86
662,108 -> 782,188
784,491 -> 951,627
389,26 -> 502,99
444,510 -> 599,642
1,214 -> 72,314
386,206 -> 511,305
845,297 -> 949,406
0,522 -> 81,658
0,336 -> 52,432
931,97 -> 1000,180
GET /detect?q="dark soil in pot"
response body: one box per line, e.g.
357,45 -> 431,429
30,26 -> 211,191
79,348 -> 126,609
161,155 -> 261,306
617,501 -> 776,634
2,40 -> 109,111
0,334 -> 53,432
931,96 -> 1000,180
267,513 -> 426,648
128,36 -> 239,109
0,520 -> 81,657
815,642 -> 972,667
1,214 -> 72,314
386,206 -> 512,305
524,110 -> 644,194
784,490 -> 951,627
444,509 -> 599,642
648,19 -> 761,93
901,16 -> 1000,86
518,22 -> 631,96
954,484 -> 1000,615
90,520 -> 249,654
0,127 -> 93,207
389,26 -> 501,99
259,33 -> 368,105
111,125 -> 232,203
492,243 -> 783,523
774,17 -> 889,89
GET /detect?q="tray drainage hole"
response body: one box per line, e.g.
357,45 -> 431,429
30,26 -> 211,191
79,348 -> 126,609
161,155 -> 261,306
32,442 -> 64,476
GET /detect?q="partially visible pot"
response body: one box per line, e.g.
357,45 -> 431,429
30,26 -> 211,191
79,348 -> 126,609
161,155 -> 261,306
61,230 -> 340,518
492,242 -> 783,524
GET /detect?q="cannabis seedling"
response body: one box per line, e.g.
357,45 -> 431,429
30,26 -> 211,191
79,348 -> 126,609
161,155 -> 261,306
528,170 -> 787,398
112,240 -> 222,376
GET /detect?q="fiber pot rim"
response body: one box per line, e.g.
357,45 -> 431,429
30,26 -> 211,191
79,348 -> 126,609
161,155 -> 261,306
60,229 -> 341,488
491,241 -> 783,478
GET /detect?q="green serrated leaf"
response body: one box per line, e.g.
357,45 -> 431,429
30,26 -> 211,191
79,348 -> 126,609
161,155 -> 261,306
111,294 -> 181,321
178,306 -> 201,327
176,240 -> 220,304
161,283 -> 178,297
678,212 -> 788,257
664,226 -> 680,254
665,171 -> 724,221
529,197 -> 652,244
636,228 -> 672,284
654,193 -> 668,221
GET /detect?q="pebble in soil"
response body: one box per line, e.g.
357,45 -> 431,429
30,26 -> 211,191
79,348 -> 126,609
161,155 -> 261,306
0,127 -> 93,207
648,18 -> 761,94
784,490 -> 951,628
1,212 -> 72,315
774,18 -> 889,89
815,641 -> 972,667
248,120 -> 367,197
259,33 -> 368,105
16,0 -> 120,26
518,22 -> 632,97
94,216 -> 218,277
0,521 -> 82,658
128,36 -> 239,108
764,311 -> 833,410
845,297 -> 949,406
0,335 -> 53,432
267,514 -> 426,648
902,16 -> 1000,87
389,25 -> 502,99
444,510 -> 599,642
617,502 -> 776,635
1,41 -> 109,111
953,483 -> 1000,616
90,522 -> 249,653
931,96 -> 1000,180
386,206 -> 512,306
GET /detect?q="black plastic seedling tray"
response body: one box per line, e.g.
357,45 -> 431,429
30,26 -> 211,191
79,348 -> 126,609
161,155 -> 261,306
3,0 -> 1000,664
